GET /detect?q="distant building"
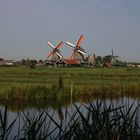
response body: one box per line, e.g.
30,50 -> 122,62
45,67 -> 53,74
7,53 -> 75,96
0,58 -> 14,65
127,63 -> 140,68
0,58 -> 5,65
44,58 -> 81,67
54,59 -> 80,66
4,60 -> 14,65
36,60 -> 44,66
87,54 -> 96,66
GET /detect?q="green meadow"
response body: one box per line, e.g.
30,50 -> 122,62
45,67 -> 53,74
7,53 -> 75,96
0,66 -> 140,99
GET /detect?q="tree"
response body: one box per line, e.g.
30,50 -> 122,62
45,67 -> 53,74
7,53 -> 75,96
29,60 -> 37,69
96,56 -> 102,65
103,55 -> 112,63
21,59 -> 26,66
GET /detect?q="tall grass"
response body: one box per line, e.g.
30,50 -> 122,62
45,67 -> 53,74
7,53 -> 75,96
0,66 -> 140,99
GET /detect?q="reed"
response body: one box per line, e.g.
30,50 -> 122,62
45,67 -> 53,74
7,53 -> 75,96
0,105 -> 17,140
20,111 -> 55,140
0,82 -> 140,100
45,99 -> 140,140
1,98 -> 140,139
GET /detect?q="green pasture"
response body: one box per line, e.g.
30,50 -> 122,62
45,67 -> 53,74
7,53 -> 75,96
0,66 -> 140,99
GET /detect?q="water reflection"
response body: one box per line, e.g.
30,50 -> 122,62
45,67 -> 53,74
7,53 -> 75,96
0,94 -> 124,111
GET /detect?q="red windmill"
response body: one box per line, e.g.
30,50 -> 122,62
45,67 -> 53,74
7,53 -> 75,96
65,35 -> 86,61
47,41 -> 63,61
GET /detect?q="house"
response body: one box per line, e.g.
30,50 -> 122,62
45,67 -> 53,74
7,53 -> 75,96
44,59 -> 55,66
65,59 -> 80,66
4,60 -> 14,65
53,59 -> 67,66
127,62 -> 140,68
36,60 -> 44,66
103,63 -> 112,67
0,58 -> 5,65
53,59 -> 80,66
0,58 -> 14,66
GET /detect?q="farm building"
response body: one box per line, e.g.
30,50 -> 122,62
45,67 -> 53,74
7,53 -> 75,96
0,58 -> 14,66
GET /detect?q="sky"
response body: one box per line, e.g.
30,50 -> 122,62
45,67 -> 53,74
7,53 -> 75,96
0,0 -> 140,62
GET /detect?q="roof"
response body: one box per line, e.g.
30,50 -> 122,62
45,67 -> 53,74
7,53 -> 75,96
53,59 -> 80,65
64,59 -> 80,65
54,59 -> 68,65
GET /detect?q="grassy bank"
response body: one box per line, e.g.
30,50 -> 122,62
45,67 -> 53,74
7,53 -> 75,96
0,66 -> 140,99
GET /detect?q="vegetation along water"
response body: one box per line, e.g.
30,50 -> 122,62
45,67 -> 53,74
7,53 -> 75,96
0,66 -> 140,100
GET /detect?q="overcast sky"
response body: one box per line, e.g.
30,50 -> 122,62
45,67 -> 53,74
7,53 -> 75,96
0,0 -> 140,62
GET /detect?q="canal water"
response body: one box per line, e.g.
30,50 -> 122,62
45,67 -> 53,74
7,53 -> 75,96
0,95 -> 140,139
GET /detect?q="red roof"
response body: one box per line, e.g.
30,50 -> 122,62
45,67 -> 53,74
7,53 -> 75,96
64,59 -> 80,65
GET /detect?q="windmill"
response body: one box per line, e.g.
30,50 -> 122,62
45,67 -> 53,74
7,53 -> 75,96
47,41 -> 63,61
65,35 -> 86,61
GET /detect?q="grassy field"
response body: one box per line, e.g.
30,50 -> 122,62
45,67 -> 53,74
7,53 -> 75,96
0,66 -> 140,99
